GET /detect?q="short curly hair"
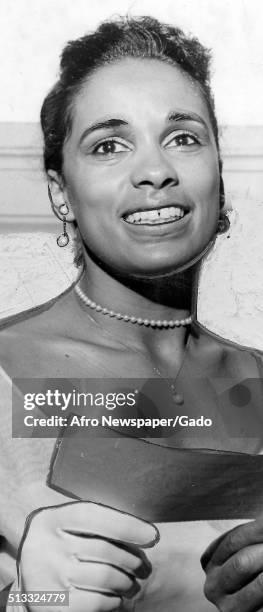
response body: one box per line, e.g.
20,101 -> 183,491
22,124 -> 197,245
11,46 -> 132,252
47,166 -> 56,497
41,15 -> 222,177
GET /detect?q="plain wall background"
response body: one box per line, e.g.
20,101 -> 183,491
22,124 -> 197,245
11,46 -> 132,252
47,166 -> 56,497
1,0 -> 263,125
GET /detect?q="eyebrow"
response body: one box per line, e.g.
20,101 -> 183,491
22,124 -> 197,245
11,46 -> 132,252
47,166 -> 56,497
167,111 -> 208,129
79,119 -> 128,144
79,111 -> 208,145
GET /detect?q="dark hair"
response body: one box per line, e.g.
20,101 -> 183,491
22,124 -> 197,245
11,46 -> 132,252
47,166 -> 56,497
40,15 -> 223,181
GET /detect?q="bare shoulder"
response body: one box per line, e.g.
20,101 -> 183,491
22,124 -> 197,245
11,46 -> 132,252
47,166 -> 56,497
192,320 -> 263,377
0,289 -> 112,378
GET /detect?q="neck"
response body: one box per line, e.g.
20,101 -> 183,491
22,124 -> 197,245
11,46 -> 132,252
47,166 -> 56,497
77,250 -> 199,354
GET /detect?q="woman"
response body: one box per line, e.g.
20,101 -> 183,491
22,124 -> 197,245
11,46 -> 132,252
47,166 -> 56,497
0,16 -> 263,612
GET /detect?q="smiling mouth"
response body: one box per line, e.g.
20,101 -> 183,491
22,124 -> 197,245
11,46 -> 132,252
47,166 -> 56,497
123,205 -> 189,225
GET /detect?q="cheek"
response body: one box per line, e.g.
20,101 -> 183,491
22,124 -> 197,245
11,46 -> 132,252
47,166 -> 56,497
68,175 -> 98,207
190,158 -> 220,211
66,176 -> 108,226
68,162 -> 121,209
66,174 -> 120,248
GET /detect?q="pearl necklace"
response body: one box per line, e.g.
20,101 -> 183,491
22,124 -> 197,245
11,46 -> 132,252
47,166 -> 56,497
75,284 -> 193,328
76,294 -> 190,406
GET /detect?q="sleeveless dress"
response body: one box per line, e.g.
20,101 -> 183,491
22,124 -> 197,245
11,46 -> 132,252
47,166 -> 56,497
1,316 -> 263,612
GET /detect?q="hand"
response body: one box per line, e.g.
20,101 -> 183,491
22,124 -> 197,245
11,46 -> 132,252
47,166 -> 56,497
19,501 -> 158,612
201,517 -> 263,611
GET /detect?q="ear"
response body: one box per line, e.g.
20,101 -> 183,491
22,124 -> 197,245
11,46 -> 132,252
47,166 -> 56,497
219,175 -> 225,210
47,170 -> 75,221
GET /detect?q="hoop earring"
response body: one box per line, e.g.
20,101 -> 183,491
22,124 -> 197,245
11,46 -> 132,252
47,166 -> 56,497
57,203 -> 70,247
217,212 -> 230,234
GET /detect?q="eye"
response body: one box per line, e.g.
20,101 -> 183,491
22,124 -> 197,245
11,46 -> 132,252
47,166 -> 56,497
92,138 -> 130,156
165,130 -> 200,149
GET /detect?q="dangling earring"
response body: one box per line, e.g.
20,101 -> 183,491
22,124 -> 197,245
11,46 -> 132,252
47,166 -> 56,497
47,185 -> 70,247
57,203 -> 70,247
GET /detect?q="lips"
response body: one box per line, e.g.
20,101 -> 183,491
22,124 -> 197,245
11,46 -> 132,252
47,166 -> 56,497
123,204 -> 189,226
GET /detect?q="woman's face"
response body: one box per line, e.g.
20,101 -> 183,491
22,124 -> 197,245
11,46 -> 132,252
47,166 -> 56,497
59,57 -> 220,277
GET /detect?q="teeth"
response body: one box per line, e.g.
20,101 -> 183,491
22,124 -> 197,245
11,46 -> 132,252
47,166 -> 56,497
125,206 -> 185,225
148,210 -> 159,220
172,207 -> 184,217
160,207 -> 170,218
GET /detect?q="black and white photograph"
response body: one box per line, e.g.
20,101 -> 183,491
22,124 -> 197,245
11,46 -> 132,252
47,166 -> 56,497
0,1 -> 263,610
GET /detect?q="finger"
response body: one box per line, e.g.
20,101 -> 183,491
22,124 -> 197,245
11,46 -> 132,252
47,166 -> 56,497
201,518 -> 263,569
226,572 -> 263,612
55,501 -> 159,547
218,544 -> 263,593
63,532 -> 152,578
69,559 -> 140,599
200,532 -> 227,570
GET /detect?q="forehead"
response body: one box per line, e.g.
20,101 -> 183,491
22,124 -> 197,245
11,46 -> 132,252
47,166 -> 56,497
70,57 -> 211,133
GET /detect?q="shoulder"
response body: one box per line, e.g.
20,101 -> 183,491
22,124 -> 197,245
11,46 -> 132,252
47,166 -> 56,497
0,290 -> 70,342
0,288 -> 103,378
192,320 -> 263,378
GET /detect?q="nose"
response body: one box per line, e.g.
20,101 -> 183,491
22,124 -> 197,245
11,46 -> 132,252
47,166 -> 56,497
130,146 -> 179,190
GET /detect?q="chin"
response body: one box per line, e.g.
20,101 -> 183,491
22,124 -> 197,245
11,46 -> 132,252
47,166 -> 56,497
126,240 -> 215,278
